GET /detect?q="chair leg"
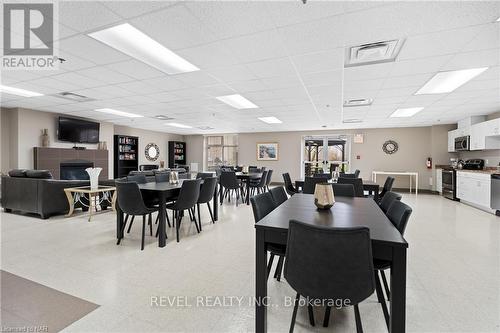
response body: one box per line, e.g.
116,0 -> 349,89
141,215 -> 146,251
266,254 -> 275,279
308,304 -> 315,326
192,207 -> 200,233
126,215 -> 135,233
323,306 -> 331,327
207,203 -> 214,223
166,208 -> 171,228
197,203 -> 202,231
274,256 -> 284,281
149,214 -> 153,236
380,269 -> 390,300
374,271 -> 390,330
354,304 -> 363,333
289,293 -> 300,333
117,215 -> 128,245
176,212 -> 180,243
155,214 -> 159,224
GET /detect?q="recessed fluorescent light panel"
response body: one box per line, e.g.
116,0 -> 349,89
415,67 -> 488,94
88,23 -> 199,75
165,123 -> 192,129
0,84 -> 43,97
390,107 -> 424,118
216,94 -> 258,109
258,117 -> 282,124
95,108 -> 143,118
342,119 -> 363,123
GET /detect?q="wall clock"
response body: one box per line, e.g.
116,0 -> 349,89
145,143 -> 160,161
382,140 -> 398,154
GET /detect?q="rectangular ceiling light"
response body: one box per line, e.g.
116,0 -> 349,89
88,23 -> 199,75
415,67 -> 488,94
390,107 -> 424,118
165,122 -> 192,129
216,94 -> 258,109
95,108 -> 143,118
0,84 -> 43,97
258,116 -> 282,124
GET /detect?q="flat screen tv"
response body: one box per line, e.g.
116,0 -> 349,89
58,117 -> 99,143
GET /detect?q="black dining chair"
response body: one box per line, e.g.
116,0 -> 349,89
265,169 -> 273,192
337,177 -> 364,197
313,173 -> 332,180
374,200 -> 413,329
250,192 -> 286,281
249,170 -> 268,196
196,177 -> 217,229
379,191 -> 402,213
270,186 -> 288,206
248,166 -> 258,173
285,220 -> 375,332
332,183 -> 355,197
166,179 -> 202,242
115,181 -> 159,251
303,177 -> 326,195
154,172 -> 170,183
378,177 -> 395,202
125,174 -> 159,233
220,171 -> 244,206
353,169 -> 360,178
283,173 -> 300,196
196,172 -> 214,180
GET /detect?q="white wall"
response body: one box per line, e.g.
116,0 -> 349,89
114,125 -> 184,168
185,135 -> 204,169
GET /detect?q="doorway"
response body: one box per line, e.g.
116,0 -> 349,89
301,135 -> 351,178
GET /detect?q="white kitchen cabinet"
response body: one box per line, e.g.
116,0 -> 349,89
456,171 -> 491,208
470,119 -> 500,150
436,168 -> 442,193
448,129 -> 458,152
484,118 -> 500,136
470,122 -> 486,150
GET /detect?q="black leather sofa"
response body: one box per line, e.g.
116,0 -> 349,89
1,169 -> 115,219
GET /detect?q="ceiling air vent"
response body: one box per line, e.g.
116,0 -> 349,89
197,126 -> 214,130
344,98 -> 373,107
153,115 -> 174,120
342,119 -> 363,124
345,39 -> 404,67
54,92 -> 95,102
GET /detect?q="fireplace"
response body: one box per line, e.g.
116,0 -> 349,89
60,160 -> 94,180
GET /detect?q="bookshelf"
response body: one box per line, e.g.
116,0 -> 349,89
114,135 -> 139,178
168,141 -> 186,168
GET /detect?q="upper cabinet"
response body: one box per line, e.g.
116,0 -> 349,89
470,118 -> 500,151
448,129 -> 458,152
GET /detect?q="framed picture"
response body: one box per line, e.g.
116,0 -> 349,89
257,143 -> 279,161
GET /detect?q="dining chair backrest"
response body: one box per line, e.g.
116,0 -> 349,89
339,172 -> 356,178
257,170 -> 268,187
196,172 -> 214,180
270,186 -> 288,206
379,191 -> 402,213
337,177 -> 364,197
115,181 -> 149,215
266,170 -> 273,186
220,171 -> 240,190
155,172 -> 170,183
332,183 -> 355,197
284,220 -> 375,304
235,166 -> 243,172
249,166 -> 258,173
314,173 -> 332,180
303,177 -> 325,194
127,174 -> 148,184
386,200 -> 412,235
250,191 -> 276,223
174,179 -> 202,210
197,177 -> 217,204
379,176 -> 395,199
283,173 -> 298,196
353,169 -> 360,178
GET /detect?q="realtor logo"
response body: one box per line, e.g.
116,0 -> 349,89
2,2 -> 58,70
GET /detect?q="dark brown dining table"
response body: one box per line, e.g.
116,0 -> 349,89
219,172 -> 263,205
254,193 -> 408,333
295,178 -> 380,201
116,179 -> 218,247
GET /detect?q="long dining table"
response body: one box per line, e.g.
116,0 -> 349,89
254,193 -> 408,333
116,179 -> 218,248
295,178 -> 381,201
219,172 -> 263,205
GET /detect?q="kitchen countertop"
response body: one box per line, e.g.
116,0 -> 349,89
435,165 -> 499,174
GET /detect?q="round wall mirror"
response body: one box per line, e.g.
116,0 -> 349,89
145,143 -> 160,161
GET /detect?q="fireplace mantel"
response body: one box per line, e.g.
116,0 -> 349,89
33,147 -> 109,180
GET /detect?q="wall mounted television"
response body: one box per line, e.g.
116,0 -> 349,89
57,116 -> 100,143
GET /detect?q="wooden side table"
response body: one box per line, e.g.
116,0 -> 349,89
64,186 -> 116,221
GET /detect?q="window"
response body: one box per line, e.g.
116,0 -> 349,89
206,135 -> 238,170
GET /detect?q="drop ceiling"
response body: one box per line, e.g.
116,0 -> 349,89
1,1 -> 499,135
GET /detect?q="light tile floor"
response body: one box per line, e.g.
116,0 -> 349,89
1,193 -> 499,332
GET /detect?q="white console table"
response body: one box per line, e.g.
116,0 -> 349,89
372,171 -> 419,195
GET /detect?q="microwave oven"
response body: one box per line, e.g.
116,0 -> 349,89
454,136 -> 470,151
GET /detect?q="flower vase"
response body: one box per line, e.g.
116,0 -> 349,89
41,129 -> 50,147
314,183 -> 335,210
86,167 -> 102,190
